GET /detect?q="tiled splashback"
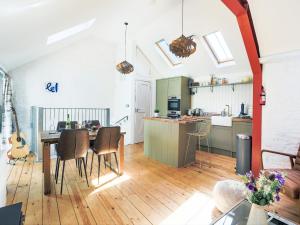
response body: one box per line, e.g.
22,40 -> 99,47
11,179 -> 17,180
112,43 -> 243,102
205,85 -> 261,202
191,83 -> 253,116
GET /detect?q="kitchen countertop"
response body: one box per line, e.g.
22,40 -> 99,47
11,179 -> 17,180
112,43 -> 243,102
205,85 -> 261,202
144,116 -> 252,124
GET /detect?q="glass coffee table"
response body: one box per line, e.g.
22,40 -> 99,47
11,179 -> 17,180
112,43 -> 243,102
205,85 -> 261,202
211,200 -> 297,225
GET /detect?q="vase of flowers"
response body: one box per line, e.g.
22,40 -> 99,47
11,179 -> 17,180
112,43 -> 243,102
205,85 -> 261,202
154,109 -> 160,117
242,171 -> 285,225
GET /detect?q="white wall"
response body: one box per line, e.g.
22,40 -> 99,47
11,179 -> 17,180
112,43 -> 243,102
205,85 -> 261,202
262,56 -> 300,168
10,36 -> 118,145
192,83 -> 252,116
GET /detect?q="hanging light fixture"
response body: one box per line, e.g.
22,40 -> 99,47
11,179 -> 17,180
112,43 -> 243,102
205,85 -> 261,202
116,22 -> 134,74
169,0 -> 196,58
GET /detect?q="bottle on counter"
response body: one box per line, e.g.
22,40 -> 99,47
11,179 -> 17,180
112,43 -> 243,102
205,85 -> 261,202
66,114 -> 71,129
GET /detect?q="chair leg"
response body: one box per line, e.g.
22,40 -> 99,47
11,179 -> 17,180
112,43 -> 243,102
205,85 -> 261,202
113,152 -> 119,174
85,151 -> 88,166
60,161 -> 66,195
198,137 -> 201,151
184,135 -> 191,167
90,152 -> 94,176
55,157 -> 59,183
81,158 -> 89,187
55,157 -> 60,184
98,155 -> 101,184
78,159 -> 83,177
104,155 -> 107,169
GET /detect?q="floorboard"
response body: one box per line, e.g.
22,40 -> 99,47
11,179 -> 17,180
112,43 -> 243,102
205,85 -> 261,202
6,143 -> 300,225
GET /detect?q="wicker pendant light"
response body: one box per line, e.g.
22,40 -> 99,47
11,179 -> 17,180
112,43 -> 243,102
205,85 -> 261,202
169,0 -> 196,58
116,22 -> 134,74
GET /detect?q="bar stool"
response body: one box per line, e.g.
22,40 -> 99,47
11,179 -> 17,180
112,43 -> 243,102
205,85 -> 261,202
184,120 -> 211,166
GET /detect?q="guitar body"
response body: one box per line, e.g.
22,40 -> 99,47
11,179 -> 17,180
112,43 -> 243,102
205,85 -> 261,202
8,132 -> 29,159
7,106 -> 30,161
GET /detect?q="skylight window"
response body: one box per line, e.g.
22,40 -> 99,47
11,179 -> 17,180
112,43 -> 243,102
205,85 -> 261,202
203,31 -> 234,64
47,18 -> 96,45
155,39 -> 181,66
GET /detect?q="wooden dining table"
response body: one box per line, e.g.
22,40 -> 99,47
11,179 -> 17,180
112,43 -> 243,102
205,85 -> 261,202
41,130 -> 125,195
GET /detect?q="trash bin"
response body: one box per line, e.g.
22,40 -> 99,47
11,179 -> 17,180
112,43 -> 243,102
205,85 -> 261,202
236,134 -> 252,175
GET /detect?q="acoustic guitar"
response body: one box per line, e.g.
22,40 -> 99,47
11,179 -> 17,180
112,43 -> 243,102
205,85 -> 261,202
7,106 -> 29,161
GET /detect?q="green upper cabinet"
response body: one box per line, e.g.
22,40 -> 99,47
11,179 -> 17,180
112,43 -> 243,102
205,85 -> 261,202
156,76 -> 191,116
167,77 -> 181,97
156,79 -> 169,116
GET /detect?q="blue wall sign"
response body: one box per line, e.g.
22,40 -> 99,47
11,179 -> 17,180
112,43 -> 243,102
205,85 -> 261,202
46,82 -> 59,93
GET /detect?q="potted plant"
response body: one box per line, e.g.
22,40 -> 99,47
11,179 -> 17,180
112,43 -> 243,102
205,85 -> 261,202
154,109 -> 160,117
242,171 -> 285,225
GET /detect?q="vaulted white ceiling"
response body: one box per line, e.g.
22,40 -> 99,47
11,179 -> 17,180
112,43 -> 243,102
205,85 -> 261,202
0,0 -> 178,70
134,0 -> 251,78
1,0 -> 300,75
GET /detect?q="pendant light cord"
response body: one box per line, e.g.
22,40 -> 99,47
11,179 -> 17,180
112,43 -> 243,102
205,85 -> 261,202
181,0 -> 184,35
124,22 -> 128,60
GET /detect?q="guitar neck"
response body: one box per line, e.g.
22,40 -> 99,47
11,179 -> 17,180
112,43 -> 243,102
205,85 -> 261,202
12,106 -> 21,138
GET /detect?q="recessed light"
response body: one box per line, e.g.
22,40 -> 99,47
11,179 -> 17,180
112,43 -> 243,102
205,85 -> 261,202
47,18 -> 96,45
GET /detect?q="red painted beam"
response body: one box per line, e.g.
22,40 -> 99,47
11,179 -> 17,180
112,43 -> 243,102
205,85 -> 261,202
222,0 -> 262,176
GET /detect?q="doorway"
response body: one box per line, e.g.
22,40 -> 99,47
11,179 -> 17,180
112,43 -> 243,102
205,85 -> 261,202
134,80 -> 151,143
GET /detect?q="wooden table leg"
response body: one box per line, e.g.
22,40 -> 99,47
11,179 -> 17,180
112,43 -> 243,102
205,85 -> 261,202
119,134 -> 124,175
43,142 -> 51,195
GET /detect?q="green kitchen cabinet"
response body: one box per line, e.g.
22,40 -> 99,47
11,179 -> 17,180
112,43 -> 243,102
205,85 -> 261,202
156,79 -> 169,116
144,119 -> 197,167
156,76 -> 191,116
167,77 -> 181,97
232,121 -> 252,152
210,125 -> 233,151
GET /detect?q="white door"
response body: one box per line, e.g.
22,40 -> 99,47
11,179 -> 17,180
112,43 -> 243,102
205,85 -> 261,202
134,80 -> 151,143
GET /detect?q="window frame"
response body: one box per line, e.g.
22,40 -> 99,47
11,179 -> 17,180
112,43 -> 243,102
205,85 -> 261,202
155,39 -> 181,67
203,31 -> 235,65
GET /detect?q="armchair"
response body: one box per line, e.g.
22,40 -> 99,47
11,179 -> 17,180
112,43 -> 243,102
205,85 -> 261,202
261,145 -> 300,199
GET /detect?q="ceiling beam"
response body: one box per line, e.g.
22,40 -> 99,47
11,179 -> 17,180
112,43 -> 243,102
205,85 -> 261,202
221,0 -> 262,176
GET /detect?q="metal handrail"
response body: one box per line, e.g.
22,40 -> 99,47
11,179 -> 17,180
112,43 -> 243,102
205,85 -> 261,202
113,115 -> 129,125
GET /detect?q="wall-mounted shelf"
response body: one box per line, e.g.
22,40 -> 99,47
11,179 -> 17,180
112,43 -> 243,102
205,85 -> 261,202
189,81 -> 252,93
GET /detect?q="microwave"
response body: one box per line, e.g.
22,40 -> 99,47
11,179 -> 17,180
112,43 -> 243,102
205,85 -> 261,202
168,97 -> 181,115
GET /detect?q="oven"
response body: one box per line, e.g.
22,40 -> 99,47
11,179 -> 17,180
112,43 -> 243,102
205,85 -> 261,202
168,97 -> 181,117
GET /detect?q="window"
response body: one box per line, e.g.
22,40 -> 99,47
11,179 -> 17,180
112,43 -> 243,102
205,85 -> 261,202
155,39 -> 181,66
203,31 -> 234,64
47,18 -> 96,45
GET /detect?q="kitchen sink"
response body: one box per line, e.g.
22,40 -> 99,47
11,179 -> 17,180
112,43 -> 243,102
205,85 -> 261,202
211,116 -> 233,127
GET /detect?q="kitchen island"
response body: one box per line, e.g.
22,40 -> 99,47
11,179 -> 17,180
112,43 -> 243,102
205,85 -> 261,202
144,117 -> 205,167
144,116 -> 252,167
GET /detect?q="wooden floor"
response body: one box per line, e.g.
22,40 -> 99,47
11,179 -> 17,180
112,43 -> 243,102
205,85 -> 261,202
6,143 -> 300,225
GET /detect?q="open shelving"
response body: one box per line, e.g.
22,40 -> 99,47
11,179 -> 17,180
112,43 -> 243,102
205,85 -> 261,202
189,81 -> 252,93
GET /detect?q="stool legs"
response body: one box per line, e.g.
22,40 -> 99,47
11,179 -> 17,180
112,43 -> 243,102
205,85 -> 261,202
184,135 -> 191,166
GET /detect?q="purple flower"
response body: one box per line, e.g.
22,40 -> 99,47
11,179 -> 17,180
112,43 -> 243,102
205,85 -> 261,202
246,171 -> 255,183
275,173 -> 285,186
275,187 -> 280,193
275,195 -> 280,201
246,183 -> 256,192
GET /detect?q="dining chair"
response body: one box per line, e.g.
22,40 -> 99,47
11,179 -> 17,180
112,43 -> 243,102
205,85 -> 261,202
89,126 -> 121,183
71,121 -> 78,129
56,121 -> 66,132
55,129 -> 89,194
